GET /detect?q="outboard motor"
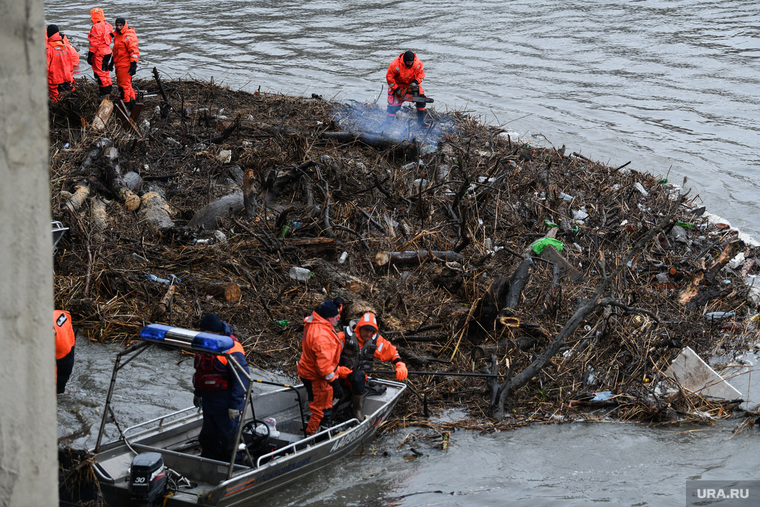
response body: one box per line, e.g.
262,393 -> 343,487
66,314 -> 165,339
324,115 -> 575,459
129,452 -> 168,506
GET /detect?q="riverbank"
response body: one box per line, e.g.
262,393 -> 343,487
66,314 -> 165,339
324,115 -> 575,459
51,78 -> 760,431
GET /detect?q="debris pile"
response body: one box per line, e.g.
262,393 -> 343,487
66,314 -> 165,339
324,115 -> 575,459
50,78 -> 760,430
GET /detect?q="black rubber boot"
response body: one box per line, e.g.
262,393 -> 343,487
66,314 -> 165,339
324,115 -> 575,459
351,394 -> 366,421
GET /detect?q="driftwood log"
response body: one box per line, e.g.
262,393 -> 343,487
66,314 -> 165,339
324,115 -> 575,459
65,183 -> 90,213
91,196 -> 108,231
139,192 -> 174,231
321,131 -> 419,161
152,284 -> 176,320
195,280 -> 242,303
91,98 -> 113,131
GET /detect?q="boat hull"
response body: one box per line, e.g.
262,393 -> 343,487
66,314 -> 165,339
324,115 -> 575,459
93,379 -> 405,506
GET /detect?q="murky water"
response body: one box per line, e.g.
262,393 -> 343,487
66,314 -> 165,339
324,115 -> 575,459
46,0 -> 760,504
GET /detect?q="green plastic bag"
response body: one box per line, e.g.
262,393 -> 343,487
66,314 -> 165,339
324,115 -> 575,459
531,238 -> 564,255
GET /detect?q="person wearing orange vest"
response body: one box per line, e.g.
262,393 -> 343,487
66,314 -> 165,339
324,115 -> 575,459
54,310 -> 76,394
337,312 -> 407,420
297,299 -> 347,435
386,50 -> 427,125
112,17 -> 139,110
46,26 -> 80,68
46,25 -> 76,102
192,313 -> 250,462
87,8 -> 114,96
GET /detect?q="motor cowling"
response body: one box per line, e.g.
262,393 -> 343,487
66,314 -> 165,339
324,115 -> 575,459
129,452 -> 167,506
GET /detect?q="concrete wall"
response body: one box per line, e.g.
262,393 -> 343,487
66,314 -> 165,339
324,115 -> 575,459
0,1 -> 57,506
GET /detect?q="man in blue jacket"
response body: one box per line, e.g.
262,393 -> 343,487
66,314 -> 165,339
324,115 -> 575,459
193,313 -> 250,462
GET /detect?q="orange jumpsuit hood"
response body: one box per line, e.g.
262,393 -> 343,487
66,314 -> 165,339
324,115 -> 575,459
91,8 -> 106,24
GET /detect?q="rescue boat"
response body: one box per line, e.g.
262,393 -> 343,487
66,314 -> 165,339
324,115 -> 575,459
91,324 -> 406,506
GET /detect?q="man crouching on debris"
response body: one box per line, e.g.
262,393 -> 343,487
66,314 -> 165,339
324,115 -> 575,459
337,312 -> 408,421
386,50 -> 427,125
297,299 -> 347,434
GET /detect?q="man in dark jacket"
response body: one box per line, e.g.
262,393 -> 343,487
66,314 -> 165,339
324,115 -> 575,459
193,313 -> 250,462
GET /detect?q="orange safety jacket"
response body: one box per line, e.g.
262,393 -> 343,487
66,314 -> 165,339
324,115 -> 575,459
386,52 -> 425,96
54,310 -> 75,360
89,8 -> 113,58
339,312 -> 400,372
297,312 -> 343,382
193,337 -> 246,391
46,34 -> 74,87
112,21 -> 139,68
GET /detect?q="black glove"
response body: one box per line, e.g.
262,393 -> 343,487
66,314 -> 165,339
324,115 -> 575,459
87,52 -> 94,66
332,297 -> 345,313
129,61 -> 137,76
101,54 -> 112,72
329,379 -> 344,401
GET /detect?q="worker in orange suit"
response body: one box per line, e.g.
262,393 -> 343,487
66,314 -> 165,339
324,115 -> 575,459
54,310 -> 76,394
112,17 -> 140,110
297,299 -> 347,435
386,50 -> 427,124
88,8 -> 114,96
337,312 -> 407,421
46,25 -> 76,102
46,26 -> 80,68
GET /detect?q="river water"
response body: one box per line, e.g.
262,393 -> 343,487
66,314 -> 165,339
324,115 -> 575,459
46,0 -> 760,505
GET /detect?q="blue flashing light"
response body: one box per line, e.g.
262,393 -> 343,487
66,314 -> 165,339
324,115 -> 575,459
192,334 -> 234,353
140,324 -> 233,354
140,323 -> 174,342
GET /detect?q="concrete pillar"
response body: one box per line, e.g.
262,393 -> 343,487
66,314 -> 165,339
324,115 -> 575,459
0,1 -> 57,506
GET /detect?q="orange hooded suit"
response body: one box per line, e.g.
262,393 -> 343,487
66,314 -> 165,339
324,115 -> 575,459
297,310 -> 344,434
112,18 -> 139,104
88,8 -> 114,92
46,31 -> 75,102
386,51 -> 426,116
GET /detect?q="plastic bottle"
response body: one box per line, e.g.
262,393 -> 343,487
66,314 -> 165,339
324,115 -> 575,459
289,266 -> 311,281
145,274 -> 171,285
706,312 -> 735,322
338,251 -> 349,264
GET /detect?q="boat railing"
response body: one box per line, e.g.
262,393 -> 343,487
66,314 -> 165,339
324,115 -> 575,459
254,418 -> 359,468
122,406 -> 199,441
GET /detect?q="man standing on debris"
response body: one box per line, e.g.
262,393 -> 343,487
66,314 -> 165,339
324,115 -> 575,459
54,310 -> 76,394
297,299 -> 348,435
337,312 -> 407,421
111,17 -> 140,110
193,313 -> 250,462
87,8 -> 114,96
386,50 -> 427,125
46,24 -> 76,102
